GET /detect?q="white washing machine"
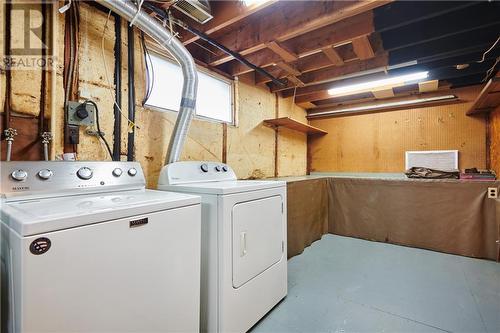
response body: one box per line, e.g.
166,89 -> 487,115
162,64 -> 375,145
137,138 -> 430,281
158,161 -> 287,333
0,161 -> 201,333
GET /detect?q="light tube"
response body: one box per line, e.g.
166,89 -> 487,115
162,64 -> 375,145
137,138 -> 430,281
328,71 -> 429,97
308,95 -> 457,119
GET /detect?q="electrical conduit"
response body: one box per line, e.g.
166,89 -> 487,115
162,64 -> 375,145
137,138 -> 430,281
97,0 -> 198,165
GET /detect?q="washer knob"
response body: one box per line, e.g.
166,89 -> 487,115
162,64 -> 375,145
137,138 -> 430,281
200,163 -> 209,173
77,167 -> 93,180
215,165 -> 222,172
112,168 -> 123,177
128,168 -> 138,177
11,170 -> 28,181
222,166 -> 228,172
38,169 -> 53,180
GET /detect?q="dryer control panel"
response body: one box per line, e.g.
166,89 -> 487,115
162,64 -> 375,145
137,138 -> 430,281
158,161 -> 237,186
0,161 -> 145,201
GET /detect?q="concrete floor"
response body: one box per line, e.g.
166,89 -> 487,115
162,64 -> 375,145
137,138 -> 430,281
251,235 -> 500,333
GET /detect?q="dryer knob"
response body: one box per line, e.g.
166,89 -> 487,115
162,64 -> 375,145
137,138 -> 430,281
200,164 -> 209,173
128,168 -> 138,177
77,167 -> 93,180
38,169 -> 53,180
112,168 -> 123,177
11,169 -> 28,181
215,165 -> 222,172
222,165 -> 228,172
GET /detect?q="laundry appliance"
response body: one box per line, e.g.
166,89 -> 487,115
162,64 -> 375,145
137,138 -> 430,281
0,161 -> 201,333
158,161 -> 287,333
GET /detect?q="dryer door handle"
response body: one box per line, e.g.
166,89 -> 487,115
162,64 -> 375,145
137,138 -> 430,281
240,232 -> 247,257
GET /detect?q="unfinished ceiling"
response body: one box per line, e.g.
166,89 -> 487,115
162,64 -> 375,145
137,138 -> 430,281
149,0 -> 500,111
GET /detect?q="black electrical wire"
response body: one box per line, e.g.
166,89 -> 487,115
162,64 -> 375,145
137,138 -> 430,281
84,100 -> 113,160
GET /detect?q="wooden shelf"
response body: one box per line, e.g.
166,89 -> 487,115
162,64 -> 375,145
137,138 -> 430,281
466,75 -> 500,115
263,117 -> 328,135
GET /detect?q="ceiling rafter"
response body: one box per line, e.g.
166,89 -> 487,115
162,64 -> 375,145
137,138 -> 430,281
265,41 -> 298,62
351,36 -> 375,60
174,0 -> 278,45
207,0 -> 391,66
321,46 -> 344,66
269,53 -> 389,92
226,11 -> 375,76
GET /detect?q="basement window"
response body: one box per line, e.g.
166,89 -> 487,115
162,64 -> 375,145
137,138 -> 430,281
145,53 -> 234,124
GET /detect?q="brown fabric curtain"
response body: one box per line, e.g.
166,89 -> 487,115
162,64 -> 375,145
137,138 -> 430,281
327,178 -> 500,261
286,179 -> 329,258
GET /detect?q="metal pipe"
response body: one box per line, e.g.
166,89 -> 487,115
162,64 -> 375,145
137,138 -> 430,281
113,14 -> 122,162
127,25 -> 135,161
98,0 -> 198,164
41,132 -> 52,161
6,141 -> 12,162
141,2 -> 286,86
4,128 -> 17,162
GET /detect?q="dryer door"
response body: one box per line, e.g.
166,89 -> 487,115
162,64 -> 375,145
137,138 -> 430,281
232,195 -> 284,288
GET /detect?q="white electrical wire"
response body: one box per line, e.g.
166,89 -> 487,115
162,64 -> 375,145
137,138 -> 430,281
129,0 -> 144,27
102,10 -> 136,133
477,35 -> 500,63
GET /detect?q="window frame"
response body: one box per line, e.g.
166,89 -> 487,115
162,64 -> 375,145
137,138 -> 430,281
144,51 -> 236,126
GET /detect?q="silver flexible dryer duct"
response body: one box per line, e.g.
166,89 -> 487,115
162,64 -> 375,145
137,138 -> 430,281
97,0 -> 198,165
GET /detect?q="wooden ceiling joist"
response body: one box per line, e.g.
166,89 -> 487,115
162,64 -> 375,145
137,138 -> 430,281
322,46 -> 345,66
226,11 -> 375,77
265,41 -> 298,62
178,0 -> 278,45
208,0 -> 390,66
352,36 -> 375,60
275,61 -> 301,77
269,53 -> 389,92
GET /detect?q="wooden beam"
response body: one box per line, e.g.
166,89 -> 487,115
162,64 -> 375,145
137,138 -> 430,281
265,41 -> 298,62
178,0 -> 278,45
275,61 -> 301,76
322,46 -> 344,66
208,0 -> 390,66
269,53 -> 389,92
228,11 -> 374,76
466,75 -> 500,115
352,36 -> 375,60
286,75 -> 306,87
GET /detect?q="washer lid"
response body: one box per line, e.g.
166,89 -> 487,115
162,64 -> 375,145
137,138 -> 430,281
1,189 -> 200,236
159,180 -> 285,195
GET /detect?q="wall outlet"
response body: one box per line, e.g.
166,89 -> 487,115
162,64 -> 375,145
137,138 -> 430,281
487,187 -> 498,199
65,124 -> 80,145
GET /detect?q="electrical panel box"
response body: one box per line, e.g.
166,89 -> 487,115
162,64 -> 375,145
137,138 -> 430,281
67,101 -> 95,127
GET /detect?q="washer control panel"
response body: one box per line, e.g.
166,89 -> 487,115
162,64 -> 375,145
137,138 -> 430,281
158,161 -> 237,186
1,161 -> 145,200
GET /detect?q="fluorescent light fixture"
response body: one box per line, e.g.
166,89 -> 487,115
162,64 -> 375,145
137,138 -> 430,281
307,95 -> 457,119
328,71 -> 429,97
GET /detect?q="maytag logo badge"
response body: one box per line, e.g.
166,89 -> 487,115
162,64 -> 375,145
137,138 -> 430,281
30,237 -> 51,255
130,218 -> 149,228
12,186 -> 30,191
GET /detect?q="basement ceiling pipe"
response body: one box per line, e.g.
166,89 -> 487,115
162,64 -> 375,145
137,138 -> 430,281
97,0 -> 198,165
